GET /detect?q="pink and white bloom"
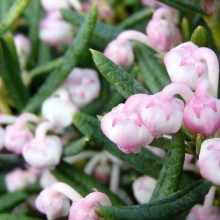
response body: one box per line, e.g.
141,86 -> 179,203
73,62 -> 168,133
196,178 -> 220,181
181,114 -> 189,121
164,41 -> 219,96
14,34 -> 31,69
198,138 -> 220,185
4,113 -> 39,154
186,186 -> 220,220
42,89 -> 78,132
101,103 -> 154,154
68,191 -> 112,220
184,80 -> 220,137
39,11 -> 73,48
0,127 -> 5,151
132,175 -> 157,203
61,68 -> 101,108
138,83 -> 193,137
36,182 -> 82,220
22,122 -> 62,169
5,168 -> 38,192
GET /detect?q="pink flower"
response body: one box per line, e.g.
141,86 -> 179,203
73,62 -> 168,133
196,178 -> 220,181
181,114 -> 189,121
68,192 -> 111,220
101,103 -> 154,154
93,161 -> 111,184
164,42 -> 219,95
5,168 -> 38,192
61,68 -> 101,108
36,182 -> 82,220
184,80 -> 220,136
42,89 -> 78,132
22,122 -> 62,169
132,175 -> 157,203
198,138 -> 220,185
39,11 -> 73,48
14,34 -> 31,69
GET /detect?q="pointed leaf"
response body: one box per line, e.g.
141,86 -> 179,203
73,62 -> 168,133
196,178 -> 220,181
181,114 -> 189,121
150,130 -> 185,202
97,180 -> 211,220
91,50 -> 149,98
23,5 -> 97,113
0,214 -> 40,220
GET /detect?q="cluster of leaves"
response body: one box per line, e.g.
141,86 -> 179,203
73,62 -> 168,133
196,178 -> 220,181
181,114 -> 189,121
0,0 -> 218,219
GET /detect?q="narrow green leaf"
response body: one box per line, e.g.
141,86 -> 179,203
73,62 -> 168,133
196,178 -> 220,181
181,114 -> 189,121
72,112 -> 163,178
0,0 -> 31,35
91,50 -> 149,99
0,214 -> 40,220
134,43 -> 170,93
0,191 -> 28,213
0,35 -> 30,111
150,130 -> 185,202
157,0 -> 206,15
97,180 -> 211,220
23,5 -> 97,113
63,137 -> 89,156
57,162 -> 126,206
0,0 -> 14,22
118,8 -> 154,29
61,9 -> 121,44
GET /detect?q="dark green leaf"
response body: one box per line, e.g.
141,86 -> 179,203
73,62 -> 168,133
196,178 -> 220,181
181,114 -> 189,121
61,9 -> 121,44
190,26 -> 209,47
0,214 -> 40,220
72,112 -> 163,178
0,35 -> 30,111
150,130 -> 185,202
23,5 -> 97,113
0,0 -> 31,35
134,43 -> 170,93
157,0 -> 206,15
63,137 -> 89,156
91,50 -> 149,98
0,191 -> 28,213
97,180 -> 211,220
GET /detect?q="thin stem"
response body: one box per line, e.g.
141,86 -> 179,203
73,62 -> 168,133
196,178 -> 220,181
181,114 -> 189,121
203,186 -> 216,214
195,80 -> 216,98
84,153 -> 103,174
35,121 -> 53,141
110,163 -> 120,193
0,115 -> 17,124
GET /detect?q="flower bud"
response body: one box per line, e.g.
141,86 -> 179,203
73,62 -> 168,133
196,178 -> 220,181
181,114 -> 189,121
5,168 -> 38,192
69,192 -> 112,220
101,103 -> 154,154
132,175 -> 157,203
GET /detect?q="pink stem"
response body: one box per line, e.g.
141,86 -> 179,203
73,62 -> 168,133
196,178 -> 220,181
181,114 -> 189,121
203,186 -> 216,214
160,83 -> 194,102
51,182 -> 82,201
195,80 -> 216,99
0,115 -> 17,124
192,47 -> 219,97
35,122 -> 53,141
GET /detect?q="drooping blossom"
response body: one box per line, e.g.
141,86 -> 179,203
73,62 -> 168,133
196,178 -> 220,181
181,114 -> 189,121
164,41 -> 219,96
198,138 -> 220,185
61,68 -> 101,108
132,175 -> 157,203
101,103 -> 154,154
68,191 -> 112,220
184,80 -> 220,137
42,89 -> 78,132
14,34 -> 31,69
5,168 -> 39,192
39,11 -> 73,48
187,186 -> 220,220
22,122 -> 62,169
36,182 -> 82,220
4,113 -> 39,154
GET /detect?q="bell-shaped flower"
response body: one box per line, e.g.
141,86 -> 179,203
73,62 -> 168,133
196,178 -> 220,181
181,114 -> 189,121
14,34 -> 31,69
4,113 -> 39,154
42,89 -> 78,132
5,168 -> 39,192
36,182 -> 82,220
39,11 -> 73,48
138,83 -> 193,137
68,191 -> 112,220
184,80 -> 220,137
132,175 -> 157,203
104,39 -> 134,69
186,186 -> 220,220
101,103 -> 154,154
22,122 -> 62,169
61,68 -> 101,108
198,138 -> 220,185
164,41 -> 219,95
